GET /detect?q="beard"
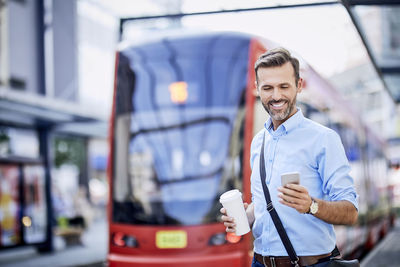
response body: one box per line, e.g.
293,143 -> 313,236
262,95 -> 297,122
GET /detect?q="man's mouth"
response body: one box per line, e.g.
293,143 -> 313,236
269,101 -> 286,108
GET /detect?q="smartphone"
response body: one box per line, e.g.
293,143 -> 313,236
281,172 -> 300,186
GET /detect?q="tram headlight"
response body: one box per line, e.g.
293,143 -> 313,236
208,232 -> 227,246
112,232 -> 138,248
124,235 -> 138,247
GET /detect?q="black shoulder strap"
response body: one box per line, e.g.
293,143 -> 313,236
259,133 -> 300,267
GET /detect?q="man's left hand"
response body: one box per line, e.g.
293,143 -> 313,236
278,184 -> 312,214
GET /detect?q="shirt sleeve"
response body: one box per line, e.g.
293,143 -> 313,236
317,129 -> 359,210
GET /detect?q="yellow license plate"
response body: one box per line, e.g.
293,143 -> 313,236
156,230 -> 187,249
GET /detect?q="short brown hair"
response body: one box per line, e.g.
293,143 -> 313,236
254,47 -> 300,84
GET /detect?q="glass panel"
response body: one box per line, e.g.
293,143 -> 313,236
0,126 -> 39,159
23,165 -> 47,244
0,164 -> 21,247
114,107 -> 245,225
353,5 -> 400,66
383,73 -> 400,101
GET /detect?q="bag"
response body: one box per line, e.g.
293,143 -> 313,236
327,259 -> 360,267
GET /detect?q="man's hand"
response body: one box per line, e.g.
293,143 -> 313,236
277,184 -> 312,214
220,208 -> 238,233
278,184 -> 358,225
220,202 -> 254,233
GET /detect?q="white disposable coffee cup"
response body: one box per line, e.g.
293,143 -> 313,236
219,189 -> 250,236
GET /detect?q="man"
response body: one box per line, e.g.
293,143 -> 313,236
221,47 -> 358,267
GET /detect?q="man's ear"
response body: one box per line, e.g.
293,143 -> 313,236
254,81 -> 259,96
297,78 -> 303,93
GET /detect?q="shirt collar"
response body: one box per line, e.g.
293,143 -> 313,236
264,107 -> 304,136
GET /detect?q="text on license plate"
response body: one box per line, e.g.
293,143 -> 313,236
156,230 -> 187,249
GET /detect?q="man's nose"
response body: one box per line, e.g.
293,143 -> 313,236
272,88 -> 282,100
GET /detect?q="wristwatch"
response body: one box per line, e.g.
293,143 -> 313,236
308,197 -> 318,215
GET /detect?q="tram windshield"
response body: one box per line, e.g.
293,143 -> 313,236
114,107 -> 244,225
112,34 -> 250,226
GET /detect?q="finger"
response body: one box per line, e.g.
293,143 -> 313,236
220,207 -> 227,215
279,199 -> 302,210
244,202 -> 249,209
278,187 -> 302,199
279,194 -> 311,213
278,193 -> 298,204
221,215 -> 234,223
285,183 -> 308,193
279,186 -> 309,200
279,192 -> 309,205
223,221 -> 236,228
223,220 -> 236,233
225,226 -> 236,233
279,198 -> 295,207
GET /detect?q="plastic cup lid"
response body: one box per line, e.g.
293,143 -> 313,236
219,189 -> 241,203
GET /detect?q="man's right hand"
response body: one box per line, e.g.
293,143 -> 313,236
220,202 -> 252,233
220,207 -> 236,233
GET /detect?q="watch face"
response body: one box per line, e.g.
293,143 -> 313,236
310,201 -> 318,214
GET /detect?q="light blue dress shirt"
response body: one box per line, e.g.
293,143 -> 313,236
250,108 -> 359,256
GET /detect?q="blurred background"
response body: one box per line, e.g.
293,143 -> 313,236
1,0 -> 400,266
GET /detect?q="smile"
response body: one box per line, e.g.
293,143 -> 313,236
270,101 -> 286,108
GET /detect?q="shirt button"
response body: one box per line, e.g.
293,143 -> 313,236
269,159 -> 272,162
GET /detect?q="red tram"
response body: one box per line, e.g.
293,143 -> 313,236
107,31 -> 394,266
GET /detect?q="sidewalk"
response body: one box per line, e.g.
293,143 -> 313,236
361,219 -> 400,267
0,218 -> 108,267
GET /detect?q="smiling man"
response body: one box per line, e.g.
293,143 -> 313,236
221,47 -> 359,267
